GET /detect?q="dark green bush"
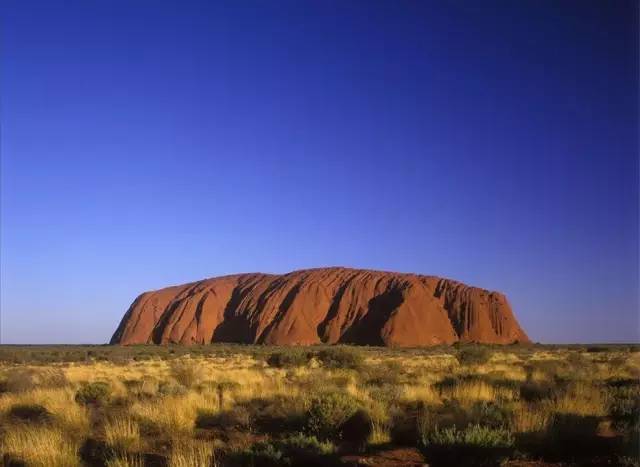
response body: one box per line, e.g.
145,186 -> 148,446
8,404 -> 52,423
306,392 -> 360,440
420,424 -> 514,466
226,434 -> 337,467
245,396 -> 308,434
314,347 -> 363,370
75,382 -> 111,405
469,401 -> 512,429
266,349 -> 310,368
434,376 -> 461,392
421,424 -> 514,448
230,441 -> 283,467
608,385 -> 640,432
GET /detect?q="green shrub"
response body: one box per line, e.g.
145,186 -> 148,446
420,424 -> 514,466
231,441 -> 283,467
422,424 -> 514,448
456,346 -> 492,366
608,385 -> 640,432
75,382 -> 112,405
228,434 -> 338,467
79,438 -> 114,466
306,392 -> 360,440
266,349 -> 310,368
314,347 -> 363,370
469,401 -> 512,429
282,433 -> 335,455
246,396 -> 308,434
8,404 -> 53,423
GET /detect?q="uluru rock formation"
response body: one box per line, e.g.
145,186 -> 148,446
110,267 -> 530,346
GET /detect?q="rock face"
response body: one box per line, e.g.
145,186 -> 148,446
110,267 -> 530,346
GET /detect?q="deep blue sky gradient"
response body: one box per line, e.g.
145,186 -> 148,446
1,0 -> 638,343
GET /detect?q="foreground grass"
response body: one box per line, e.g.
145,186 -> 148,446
0,344 -> 637,466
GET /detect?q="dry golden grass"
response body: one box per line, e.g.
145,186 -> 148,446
400,383 -> 441,405
170,439 -> 216,467
104,416 -> 140,453
440,380 -> 516,405
0,387 -> 90,433
1,425 -> 80,466
553,382 -> 609,417
0,345 -> 637,466
512,404 -> 552,433
130,391 -> 218,435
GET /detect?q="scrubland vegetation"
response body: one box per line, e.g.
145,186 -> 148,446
0,344 -> 638,466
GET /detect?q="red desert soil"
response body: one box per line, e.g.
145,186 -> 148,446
111,267 -> 530,346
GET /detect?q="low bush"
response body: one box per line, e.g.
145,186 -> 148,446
75,382 -> 112,405
8,404 -> 53,424
227,434 -> 338,467
422,424 -> 514,448
228,441 -> 283,467
314,347 -> 364,370
266,349 -> 310,368
608,385 -> 640,432
420,424 -> 514,466
456,346 -> 492,366
434,375 -> 461,392
79,438 -> 113,466
469,401 -> 512,429
245,396 -> 308,434
306,392 -> 360,440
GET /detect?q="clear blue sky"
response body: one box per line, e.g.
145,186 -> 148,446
1,0 -> 638,344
